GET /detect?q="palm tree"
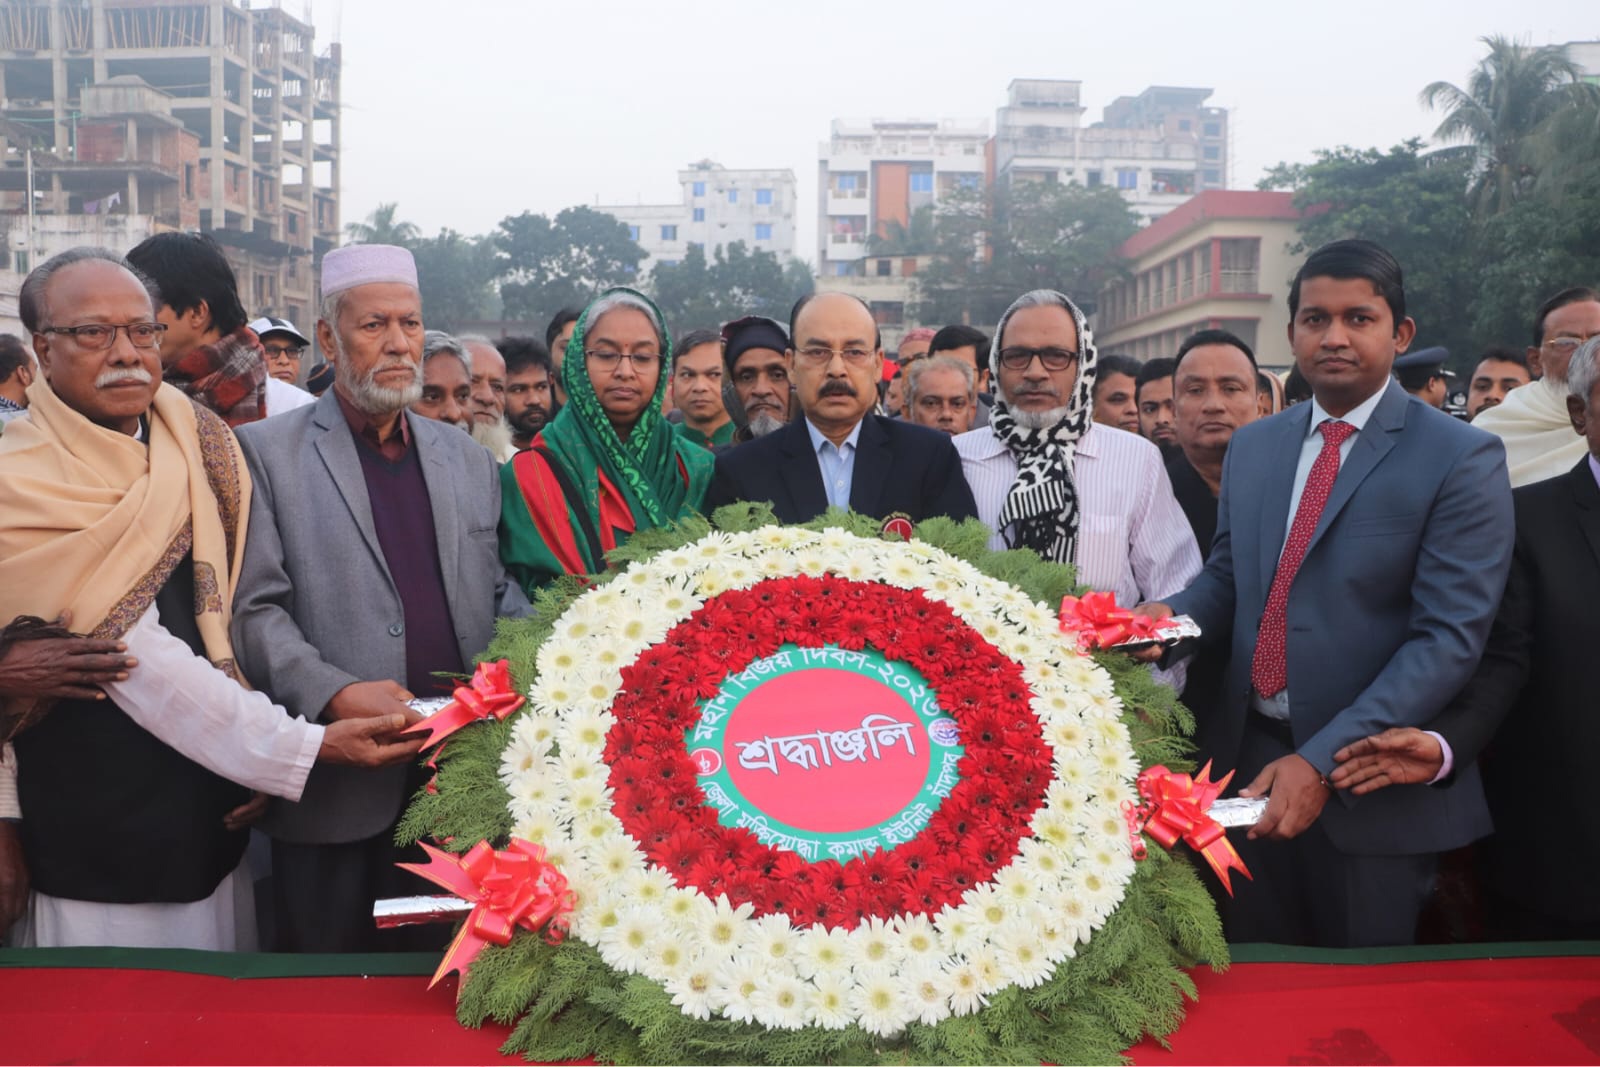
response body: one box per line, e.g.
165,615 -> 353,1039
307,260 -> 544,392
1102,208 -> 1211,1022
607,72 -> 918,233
1421,36 -> 1600,216
344,202 -> 421,246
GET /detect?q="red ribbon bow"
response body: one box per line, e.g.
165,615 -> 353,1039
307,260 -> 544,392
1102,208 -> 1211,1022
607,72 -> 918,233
403,659 -> 524,750
1058,591 -> 1176,651
1124,762 -> 1252,895
398,839 -> 574,990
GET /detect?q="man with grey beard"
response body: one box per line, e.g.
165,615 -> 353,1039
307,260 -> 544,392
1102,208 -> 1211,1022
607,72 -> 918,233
720,316 -> 794,444
229,244 -> 530,952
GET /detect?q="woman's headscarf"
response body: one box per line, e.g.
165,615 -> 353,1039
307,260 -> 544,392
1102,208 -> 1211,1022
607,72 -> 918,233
539,287 -> 714,537
986,289 -> 1100,565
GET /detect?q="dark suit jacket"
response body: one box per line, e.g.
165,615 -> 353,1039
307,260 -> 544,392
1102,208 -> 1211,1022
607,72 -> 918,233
702,414 -> 978,525
1167,382 -> 1513,856
1443,458 -> 1600,921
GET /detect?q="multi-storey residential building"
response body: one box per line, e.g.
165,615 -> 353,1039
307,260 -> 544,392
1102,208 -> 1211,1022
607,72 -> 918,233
1567,40 -> 1600,80
595,160 -> 797,274
994,80 -> 1227,222
1094,190 -> 1303,370
0,0 -> 339,333
815,118 -> 990,280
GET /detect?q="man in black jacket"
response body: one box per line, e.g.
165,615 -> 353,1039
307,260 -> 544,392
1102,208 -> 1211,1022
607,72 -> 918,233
703,293 -> 977,525
1331,335 -> 1600,940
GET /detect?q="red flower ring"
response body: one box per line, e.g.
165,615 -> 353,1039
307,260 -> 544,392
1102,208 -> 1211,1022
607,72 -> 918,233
604,575 -> 1052,930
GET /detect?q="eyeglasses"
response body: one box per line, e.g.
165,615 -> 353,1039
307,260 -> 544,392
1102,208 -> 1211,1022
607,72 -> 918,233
585,350 -> 661,370
41,322 -> 166,350
1542,335 -> 1598,355
263,344 -> 306,359
796,346 -> 875,366
997,346 -> 1078,371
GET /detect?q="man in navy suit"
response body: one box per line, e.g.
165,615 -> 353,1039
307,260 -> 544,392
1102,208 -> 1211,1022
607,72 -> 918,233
1137,240 -> 1514,947
703,292 -> 977,525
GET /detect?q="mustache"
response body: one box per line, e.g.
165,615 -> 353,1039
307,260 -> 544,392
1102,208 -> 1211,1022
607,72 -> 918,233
95,367 -> 154,388
1009,382 -> 1061,399
819,380 -> 858,399
361,358 -> 421,387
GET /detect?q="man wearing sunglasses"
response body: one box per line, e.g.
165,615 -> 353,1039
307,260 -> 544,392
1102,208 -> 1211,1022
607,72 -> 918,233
703,292 -> 976,524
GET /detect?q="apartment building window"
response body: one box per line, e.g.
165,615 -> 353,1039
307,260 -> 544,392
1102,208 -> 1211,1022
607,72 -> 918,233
755,223 -> 773,241
1203,169 -> 1221,184
837,174 -> 858,191
1203,145 -> 1221,160
688,242 -> 704,251
660,225 -> 677,241
1116,168 -> 1138,190
693,208 -> 705,222
727,189 -> 738,204
1203,122 -> 1221,137
909,172 -> 934,193
1086,171 -> 1103,188
876,259 -> 892,277
629,225 -> 641,241
756,188 -> 773,205
692,181 -> 706,197
957,173 -> 980,190
1178,119 -> 1192,132
832,261 -> 854,277
184,164 -> 195,198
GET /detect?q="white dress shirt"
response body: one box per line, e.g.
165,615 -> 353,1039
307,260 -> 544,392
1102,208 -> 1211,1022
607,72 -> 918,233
805,417 -> 863,510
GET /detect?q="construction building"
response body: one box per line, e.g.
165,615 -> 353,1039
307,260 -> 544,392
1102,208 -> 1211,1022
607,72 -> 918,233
595,159 -> 798,275
0,0 -> 340,333
1094,190 -> 1303,370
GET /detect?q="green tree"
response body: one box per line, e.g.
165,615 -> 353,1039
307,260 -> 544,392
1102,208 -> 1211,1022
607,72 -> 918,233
1420,35 -> 1600,216
493,206 -> 646,326
344,202 -> 421,245
867,204 -> 938,255
915,182 -> 1138,326
1259,141 -> 1479,359
649,241 -> 814,337
410,228 -> 497,332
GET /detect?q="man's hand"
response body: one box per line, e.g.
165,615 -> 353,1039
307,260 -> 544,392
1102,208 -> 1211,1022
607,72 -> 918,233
1329,728 -> 1444,796
222,791 -> 269,832
325,680 -> 420,727
0,636 -> 136,701
0,821 -> 28,934
318,714 -> 425,768
1125,602 -> 1173,663
1239,753 -> 1331,840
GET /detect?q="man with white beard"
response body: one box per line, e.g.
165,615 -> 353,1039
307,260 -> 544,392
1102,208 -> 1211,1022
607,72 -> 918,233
461,335 -> 518,462
1474,286 -> 1600,486
229,244 -> 530,951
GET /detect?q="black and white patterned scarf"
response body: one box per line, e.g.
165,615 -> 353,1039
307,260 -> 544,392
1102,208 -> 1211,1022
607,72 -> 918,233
988,290 -> 1099,565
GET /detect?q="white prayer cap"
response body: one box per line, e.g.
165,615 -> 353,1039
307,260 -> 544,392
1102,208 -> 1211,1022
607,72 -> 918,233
321,244 -> 418,300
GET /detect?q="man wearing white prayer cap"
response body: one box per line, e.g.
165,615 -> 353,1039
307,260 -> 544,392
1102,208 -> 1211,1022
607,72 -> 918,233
229,244 -> 532,951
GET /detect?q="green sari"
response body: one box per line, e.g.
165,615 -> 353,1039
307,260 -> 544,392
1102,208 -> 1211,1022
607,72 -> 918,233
499,288 -> 715,593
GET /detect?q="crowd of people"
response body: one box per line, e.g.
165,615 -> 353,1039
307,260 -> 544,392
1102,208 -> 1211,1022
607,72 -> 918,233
0,230 -> 1593,955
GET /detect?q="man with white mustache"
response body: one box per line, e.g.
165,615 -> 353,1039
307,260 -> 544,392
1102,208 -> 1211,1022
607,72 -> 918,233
228,244 -> 530,952
953,289 -> 1199,685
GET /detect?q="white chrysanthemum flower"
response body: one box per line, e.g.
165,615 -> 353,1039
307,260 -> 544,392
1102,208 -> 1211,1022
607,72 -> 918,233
900,956 -> 953,1027
993,916 -> 1056,989
793,546 -> 829,576
665,964 -> 717,1021
538,838 -> 580,882
526,675 -> 579,712
563,776 -> 611,819
644,932 -> 695,981
1080,869 -> 1122,919
572,896 -> 623,943
751,524 -> 799,549
793,924 -> 853,980
694,562 -> 735,598
657,585 -> 702,619
595,907 -> 654,973
945,957 -> 988,1016
966,943 -> 1007,996
618,864 -> 676,906
691,529 -> 735,559
712,957 -> 766,1024
656,548 -> 698,575
1044,716 -> 1089,757
661,884 -> 703,925
1059,658 -> 1105,690
499,727 -> 547,783
1037,919 -> 1076,964
558,708 -> 612,751
568,811 -> 623,849
696,894 -> 754,953
934,905 -> 983,957
880,554 -> 921,588
509,804 -> 564,847
835,549 -> 879,582
1014,836 -> 1066,881
993,859 -> 1049,903
750,971 -> 809,1030
750,913 -> 800,967
589,833 -> 643,885
848,915 -> 903,970
941,586 -> 984,619
892,912 -> 942,959
722,558 -> 757,589
805,971 -> 855,1031
1031,806 -> 1074,850
850,965 -> 915,1039
753,550 -> 792,578
961,883 -> 1010,930
576,668 -> 623,708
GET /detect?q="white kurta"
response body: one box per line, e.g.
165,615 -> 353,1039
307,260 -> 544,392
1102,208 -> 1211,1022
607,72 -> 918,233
3,605 -> 322,949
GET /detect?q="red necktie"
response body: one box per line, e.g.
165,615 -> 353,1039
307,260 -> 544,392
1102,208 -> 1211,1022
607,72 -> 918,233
1251,419 -> 1355,698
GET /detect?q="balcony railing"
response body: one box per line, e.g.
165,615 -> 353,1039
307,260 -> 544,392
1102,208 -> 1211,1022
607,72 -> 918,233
1218,270 -> 1258,294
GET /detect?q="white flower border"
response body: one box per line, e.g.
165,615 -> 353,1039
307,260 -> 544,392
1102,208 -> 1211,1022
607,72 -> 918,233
497,527 -> 1140,1037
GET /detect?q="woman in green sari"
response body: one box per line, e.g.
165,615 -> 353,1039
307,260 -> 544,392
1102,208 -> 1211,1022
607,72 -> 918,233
499,288 -> 715,595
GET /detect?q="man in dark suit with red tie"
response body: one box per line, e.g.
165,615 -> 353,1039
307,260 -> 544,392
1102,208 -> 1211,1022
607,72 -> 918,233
1138,240 -> 1514,947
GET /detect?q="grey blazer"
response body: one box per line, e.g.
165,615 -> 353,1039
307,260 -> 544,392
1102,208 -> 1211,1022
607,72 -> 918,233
1168,381 -> 1513,856
231,391 -> 531,844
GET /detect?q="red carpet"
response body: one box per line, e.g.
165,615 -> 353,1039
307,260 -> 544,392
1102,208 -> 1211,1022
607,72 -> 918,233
1,948 -> 1596,1064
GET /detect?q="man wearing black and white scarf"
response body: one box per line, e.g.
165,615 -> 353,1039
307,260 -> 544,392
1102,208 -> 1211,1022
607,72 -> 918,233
954,290 -> 1201,683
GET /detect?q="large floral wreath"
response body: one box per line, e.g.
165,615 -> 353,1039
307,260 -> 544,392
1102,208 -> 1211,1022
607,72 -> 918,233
400,507 -> 1225,1065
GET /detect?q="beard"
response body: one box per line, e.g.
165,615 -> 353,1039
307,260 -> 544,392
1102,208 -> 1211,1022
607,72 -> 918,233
1007,403 -> 1071,430
746,412 -> 785,438
470,417 -> 515,457
508,406 -> 550,437
332,337 -> 423,414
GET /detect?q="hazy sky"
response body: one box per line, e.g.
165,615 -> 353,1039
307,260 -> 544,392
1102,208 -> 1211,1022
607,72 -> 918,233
322,0 -> 1595,263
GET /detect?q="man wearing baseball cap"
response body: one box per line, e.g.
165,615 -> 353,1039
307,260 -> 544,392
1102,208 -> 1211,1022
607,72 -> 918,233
249,316 -> 312,387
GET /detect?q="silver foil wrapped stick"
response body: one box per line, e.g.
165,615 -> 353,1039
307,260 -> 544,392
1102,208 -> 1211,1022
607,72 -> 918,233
374,894 -> 472,929
1208,796 -> 1269,828
1108,614 -> 1202,650
408,697 -> 454,718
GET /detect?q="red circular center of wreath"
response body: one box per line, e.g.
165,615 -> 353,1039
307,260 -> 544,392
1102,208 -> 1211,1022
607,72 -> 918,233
604,575 -> 1054,931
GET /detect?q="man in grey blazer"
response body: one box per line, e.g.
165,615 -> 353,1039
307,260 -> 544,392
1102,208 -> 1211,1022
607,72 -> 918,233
231,245 -> 531,951
1138,240 -> 1513,947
